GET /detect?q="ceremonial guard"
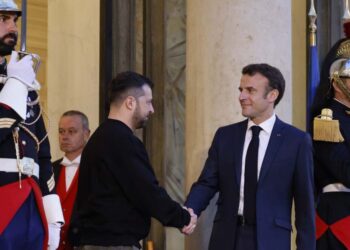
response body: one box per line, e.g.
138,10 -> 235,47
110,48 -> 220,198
0,1 -> 63,249
312,23 -> 350,250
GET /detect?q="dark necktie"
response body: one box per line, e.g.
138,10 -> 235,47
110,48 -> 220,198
244,125 -> 262,225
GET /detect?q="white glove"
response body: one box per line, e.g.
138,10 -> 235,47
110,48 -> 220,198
48,223 -> 61,250
7,51 -> 38,90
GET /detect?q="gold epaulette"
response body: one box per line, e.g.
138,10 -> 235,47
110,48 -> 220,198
313,108 -> 344,142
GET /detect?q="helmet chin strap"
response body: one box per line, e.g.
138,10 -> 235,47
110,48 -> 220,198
332,74 -> 350,102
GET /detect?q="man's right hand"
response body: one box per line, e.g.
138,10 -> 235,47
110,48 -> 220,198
182,207 -> 197,235
7,51 -> 37,90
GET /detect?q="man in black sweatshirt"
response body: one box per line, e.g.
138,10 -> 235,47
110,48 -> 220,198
73,71 -> 196,249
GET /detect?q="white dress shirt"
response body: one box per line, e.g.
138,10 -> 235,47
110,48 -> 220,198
61,155 -> 81,191
238,114 -> 276,215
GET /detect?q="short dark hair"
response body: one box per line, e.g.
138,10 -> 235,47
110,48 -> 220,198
242,63 -> 285,106
61,110 -> 89,131
109,71 -> 154,105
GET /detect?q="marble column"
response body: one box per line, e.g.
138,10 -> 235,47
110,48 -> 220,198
164,1 -> 187,249
185,0 -> 294,249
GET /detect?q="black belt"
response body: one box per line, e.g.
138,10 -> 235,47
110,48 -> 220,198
237,215 -> 256,226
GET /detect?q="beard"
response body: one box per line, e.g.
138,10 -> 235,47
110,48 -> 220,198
133,114 -> 148,129
132,106 -> 150,129
0,33 -> 17,56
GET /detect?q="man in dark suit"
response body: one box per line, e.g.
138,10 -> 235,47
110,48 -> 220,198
52,110 -> 90,250
184,64 -> 315,250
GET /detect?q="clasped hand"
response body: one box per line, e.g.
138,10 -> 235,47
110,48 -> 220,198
181,207 -> 197,235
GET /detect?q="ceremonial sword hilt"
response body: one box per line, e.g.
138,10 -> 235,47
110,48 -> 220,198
18,51 -> 41,74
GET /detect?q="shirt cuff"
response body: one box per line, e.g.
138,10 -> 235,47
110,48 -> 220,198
43,194 -> 65,225
0,78 -> 28,120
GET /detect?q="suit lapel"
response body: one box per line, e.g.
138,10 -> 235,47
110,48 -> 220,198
258,117 -> 285,185
234,120 -> 248,185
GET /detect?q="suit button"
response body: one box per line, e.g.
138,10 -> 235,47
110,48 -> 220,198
22,140 -> 26,146
63,241 -> 66,245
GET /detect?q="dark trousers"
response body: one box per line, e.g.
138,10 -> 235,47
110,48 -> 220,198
234,224 -> 257,250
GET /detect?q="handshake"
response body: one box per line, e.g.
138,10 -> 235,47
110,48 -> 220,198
181,207 -> 198,235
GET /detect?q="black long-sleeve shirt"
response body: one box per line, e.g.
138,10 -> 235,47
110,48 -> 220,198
74,119 -> 190,247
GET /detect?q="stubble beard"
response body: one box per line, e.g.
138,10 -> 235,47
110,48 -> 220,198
132,107 -> 149,130
134,115 -> 148,130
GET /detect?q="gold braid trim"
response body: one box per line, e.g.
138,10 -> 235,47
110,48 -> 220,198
313,108 -> 344,142
21,104 -> 42,126
18,124 -> 40,152
17,123 -> 48,152
333,75 -> 350,102
12,127 -> 22,188
19,103 -> 50,152
336,40 -> 350,58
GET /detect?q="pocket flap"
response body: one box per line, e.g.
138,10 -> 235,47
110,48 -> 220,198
274,218 -> 292,231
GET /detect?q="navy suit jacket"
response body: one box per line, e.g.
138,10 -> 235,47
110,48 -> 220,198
185,117 -> 315,250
